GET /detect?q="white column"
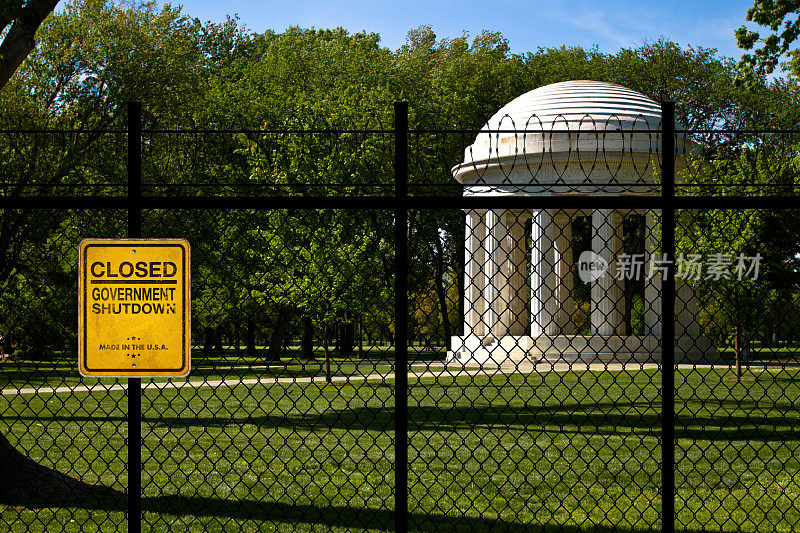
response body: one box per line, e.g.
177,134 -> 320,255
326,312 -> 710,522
614,212 -> 627,332
554,210 -> 575,334
591,209 -> 623,335
644,210 -> 662,336
531,208 -> 556,336
484,209 -> 508,338
463,209 -> 486,336
677,281 -> 701,338
504,210 -> 527,336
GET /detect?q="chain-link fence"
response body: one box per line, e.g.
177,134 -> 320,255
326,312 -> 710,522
1,102 -> 799,532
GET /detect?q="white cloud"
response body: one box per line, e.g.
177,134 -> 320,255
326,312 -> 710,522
540,1 -> 662,50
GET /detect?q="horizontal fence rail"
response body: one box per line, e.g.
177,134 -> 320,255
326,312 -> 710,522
1,101 -> 799,532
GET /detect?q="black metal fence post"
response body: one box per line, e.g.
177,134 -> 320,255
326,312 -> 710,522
661,101 -> 676,533
394,101 -> 409,533
127,101 -> 143,533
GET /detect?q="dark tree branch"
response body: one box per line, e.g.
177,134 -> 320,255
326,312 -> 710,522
0,0 -> 60,89
1,1 -> 25,35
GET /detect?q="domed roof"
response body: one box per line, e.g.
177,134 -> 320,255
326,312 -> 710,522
465,80 -> 664,162
487,80 -> 661,130
453,80 -> 681,195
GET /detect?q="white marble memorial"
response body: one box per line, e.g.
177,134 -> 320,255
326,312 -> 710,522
446,80 -> 715,366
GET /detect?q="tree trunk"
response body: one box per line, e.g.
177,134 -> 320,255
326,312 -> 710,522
268,307 -> 290,362
735,324 -> 742,381
0,0 -> 61,90
743,328 -> 751,366
624,216 -> 646,335
246,319 -> 257,357
431,232 -> 452,344
338,312 -> 354,357
214,326 -> 224,353
233,321 -> 240,355
203,325 -> 214,357
323,323 -> 331,383
623,281 -> 634,336
301,316 -> 314,361
358,316 -> 363,357
334,321 -> 340,354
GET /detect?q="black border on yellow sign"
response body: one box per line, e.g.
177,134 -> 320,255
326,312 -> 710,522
79,239 -> 191,377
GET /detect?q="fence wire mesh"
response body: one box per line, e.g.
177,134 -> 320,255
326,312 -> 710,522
139,208 -> 396,531
1,104 -> 800,532
0,209 -> 128,531
674,208 -> 800,531
408,207 -> 663,530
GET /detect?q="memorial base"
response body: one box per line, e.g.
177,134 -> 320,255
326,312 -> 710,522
446,334 -> 719,367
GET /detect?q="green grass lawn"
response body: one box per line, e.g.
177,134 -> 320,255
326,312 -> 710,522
1,365 -> 799,531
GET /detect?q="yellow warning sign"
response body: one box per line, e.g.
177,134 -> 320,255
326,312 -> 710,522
79,239 -> 191,377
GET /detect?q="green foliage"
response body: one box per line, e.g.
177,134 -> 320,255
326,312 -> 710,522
677,144 -> 800,344
394,26 -> 518,127
2,0 -> 799,358
207,26 -> 394,128
2,3 -> 800,528
736,0 -> 800,82
17,0 -> 206,125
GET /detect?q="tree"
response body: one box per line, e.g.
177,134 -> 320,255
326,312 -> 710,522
0,0 -> 208,506
0,0 -> 59,87
0,0 -> 71,502
2,1 -> 799,504
201,26 -> 397,361
394,28 -> 518,350
736,0 -> 800,81
678,144 -> 800,378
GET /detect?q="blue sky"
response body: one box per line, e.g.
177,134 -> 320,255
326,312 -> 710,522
171,0 -> 758,61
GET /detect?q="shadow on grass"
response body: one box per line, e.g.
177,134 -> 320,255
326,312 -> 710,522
8,400 -> 800,442
5,491 -> 701,532
139,401 -> 798,442
681,397 -> 799,411
143,495 -> 662,532
764,373 -> 800,383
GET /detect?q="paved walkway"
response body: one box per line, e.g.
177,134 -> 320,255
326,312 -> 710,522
2,361 -> 793,397
1,365 -> 483,396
